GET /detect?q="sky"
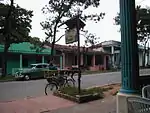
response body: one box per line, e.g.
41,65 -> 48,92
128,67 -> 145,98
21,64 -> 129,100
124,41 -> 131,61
10,0 -> 150,46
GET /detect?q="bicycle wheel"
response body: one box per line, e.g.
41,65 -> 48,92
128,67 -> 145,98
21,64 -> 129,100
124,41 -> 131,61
64,78 -> 75,87
45,82 -> 58,95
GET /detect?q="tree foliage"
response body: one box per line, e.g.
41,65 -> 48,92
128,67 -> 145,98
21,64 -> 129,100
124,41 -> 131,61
0,2 -> 33,76
114,5 -> 150,67
41,0 -> 105,56
30,37 -> 44,52
84,30 -> 100,46
114,5 -> 150,42
0,3 -> 33,44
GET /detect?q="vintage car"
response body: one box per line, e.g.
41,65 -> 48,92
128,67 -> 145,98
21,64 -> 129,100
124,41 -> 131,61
14,63 -> 50,80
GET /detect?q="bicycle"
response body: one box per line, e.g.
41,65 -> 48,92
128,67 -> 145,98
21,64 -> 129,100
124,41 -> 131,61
45,73 -> 75,95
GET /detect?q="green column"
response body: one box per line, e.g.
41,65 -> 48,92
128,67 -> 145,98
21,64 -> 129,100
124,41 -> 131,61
60,56 -> 63,69
120,0 -> 139,94
42,56 -> 45,63
20,54 -> 22,68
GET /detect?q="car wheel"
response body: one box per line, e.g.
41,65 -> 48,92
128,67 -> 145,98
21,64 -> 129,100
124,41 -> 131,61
24,75 -> 30,81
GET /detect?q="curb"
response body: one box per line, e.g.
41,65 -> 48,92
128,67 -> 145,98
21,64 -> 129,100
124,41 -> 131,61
86,82 -> 121,89
0,96 -> 36,103
0,79 -> 15,83
82,70 -> 119,76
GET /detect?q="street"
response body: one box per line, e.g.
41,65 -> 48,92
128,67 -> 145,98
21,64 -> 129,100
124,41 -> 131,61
0,69 -> 149,101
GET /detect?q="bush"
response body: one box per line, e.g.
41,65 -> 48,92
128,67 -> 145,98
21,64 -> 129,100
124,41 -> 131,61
59,86 -> 104,97
102,86 -> 113,91
54,86 -> 104,103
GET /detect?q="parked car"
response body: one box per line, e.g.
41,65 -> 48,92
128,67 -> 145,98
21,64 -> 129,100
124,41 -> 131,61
15,63 -> 50,80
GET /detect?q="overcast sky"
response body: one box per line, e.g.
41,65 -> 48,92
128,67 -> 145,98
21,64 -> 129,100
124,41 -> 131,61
13,0 -> 150,46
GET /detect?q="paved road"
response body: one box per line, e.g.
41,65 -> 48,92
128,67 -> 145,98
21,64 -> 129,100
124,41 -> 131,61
0,69 -> 150,101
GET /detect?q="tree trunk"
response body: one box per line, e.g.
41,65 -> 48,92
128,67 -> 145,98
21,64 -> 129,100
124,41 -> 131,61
49,23 -> 58,64
50,41 -> 55,63
1,44 -> 9,77
1,0 -> 14,77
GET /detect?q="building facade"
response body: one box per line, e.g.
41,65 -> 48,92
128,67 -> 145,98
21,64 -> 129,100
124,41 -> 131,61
0,42 -> 60,75
46,44 -> 111,71
98,40 -> 149,68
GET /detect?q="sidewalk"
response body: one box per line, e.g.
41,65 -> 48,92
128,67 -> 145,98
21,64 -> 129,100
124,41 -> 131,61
0,94 -> 116,113
0,95 -> 76,113
49,95 -> 116,113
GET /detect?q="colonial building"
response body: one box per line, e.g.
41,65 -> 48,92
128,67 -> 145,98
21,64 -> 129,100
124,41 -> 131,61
45,44 -> 111,71
96,40 -> 149,68
0,42 -> 58,75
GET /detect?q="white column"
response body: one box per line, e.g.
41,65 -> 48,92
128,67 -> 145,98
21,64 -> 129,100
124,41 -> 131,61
92,54 -> 95,66
80,54 -> 83,65
42,56 -> 45,63
20,54 -> 22,68
148,50 -> 150,65
111,46 -> 115,66
60,56 -> 63,69
62,53 -> 65,69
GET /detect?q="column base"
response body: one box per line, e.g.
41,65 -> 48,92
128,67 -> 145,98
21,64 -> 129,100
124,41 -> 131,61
116,92 -> 140,113
120,88 -> 139,94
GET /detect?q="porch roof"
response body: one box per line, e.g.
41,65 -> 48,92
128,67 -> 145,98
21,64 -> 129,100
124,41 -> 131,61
0,42 -> 52,55
46,43 -> 111,55
86,51 -> 111,55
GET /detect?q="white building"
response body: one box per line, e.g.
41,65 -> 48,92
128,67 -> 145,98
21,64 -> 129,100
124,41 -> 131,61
96,40 -> 149,68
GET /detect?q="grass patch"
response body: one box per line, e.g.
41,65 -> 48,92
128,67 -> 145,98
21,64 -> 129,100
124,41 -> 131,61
60,86 -> 104,97
102,86 -> 113,92
54,86 -> 104,103
0,76 -> 15,82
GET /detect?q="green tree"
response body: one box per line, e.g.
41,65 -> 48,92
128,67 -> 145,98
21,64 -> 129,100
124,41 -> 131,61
41,0 -> 105,62
114,5 -> 150,67
0,1 -> 33,76
30,37 -> 44,52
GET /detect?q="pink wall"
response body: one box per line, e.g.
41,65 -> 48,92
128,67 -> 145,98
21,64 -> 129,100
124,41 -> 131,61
89,65 -> 105,71
62,52 -> 110,71
80,54 -> 83,65
92,54 -> 95,66
88,54 -> 109,71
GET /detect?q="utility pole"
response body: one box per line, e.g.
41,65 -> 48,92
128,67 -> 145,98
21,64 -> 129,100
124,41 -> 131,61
76,13 -> 81,94
58,10 -> 85,94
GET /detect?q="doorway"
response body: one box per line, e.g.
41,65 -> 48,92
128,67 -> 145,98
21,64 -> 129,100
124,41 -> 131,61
106,56 -> 109,70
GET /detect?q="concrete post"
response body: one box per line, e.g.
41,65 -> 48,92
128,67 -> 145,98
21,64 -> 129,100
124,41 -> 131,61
42,56 -> 45,63
111,46 -> 115,66
92,54 -> 95,67
80,54 -> 83,65
60,55 -> 63,69
20,54 -> 22,68
62,52 -> 65,69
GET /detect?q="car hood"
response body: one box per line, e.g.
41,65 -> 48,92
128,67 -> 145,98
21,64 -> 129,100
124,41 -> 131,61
16,68 -> 32,74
